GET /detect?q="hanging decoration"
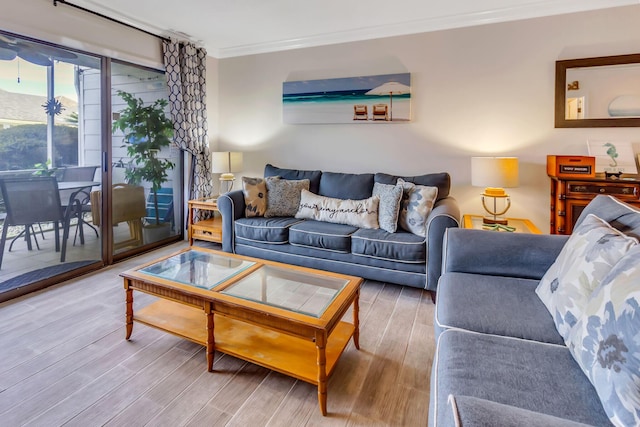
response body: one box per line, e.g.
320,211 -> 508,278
42,98 -> 64,116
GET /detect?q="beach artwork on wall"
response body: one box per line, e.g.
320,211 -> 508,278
283,73 -> 411,124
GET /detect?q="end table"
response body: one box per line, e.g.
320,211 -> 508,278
462,214 -> 542,234
188,197 -> 222,244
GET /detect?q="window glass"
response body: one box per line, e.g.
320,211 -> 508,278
110,61 -> 182,251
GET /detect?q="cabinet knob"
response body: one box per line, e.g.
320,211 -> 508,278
599,188 -> 605,193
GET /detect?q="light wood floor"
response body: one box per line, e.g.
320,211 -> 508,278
0,242 -> 436,426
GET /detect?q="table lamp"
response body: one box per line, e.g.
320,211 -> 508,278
212,151 -> 243,194
471,157 -> 519,228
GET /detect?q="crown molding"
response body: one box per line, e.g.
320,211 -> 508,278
214,0 -> 637,58
66,0 -> 638,59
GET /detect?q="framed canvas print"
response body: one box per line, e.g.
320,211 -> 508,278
587,139 -> 638,175
283,73 -> 411,124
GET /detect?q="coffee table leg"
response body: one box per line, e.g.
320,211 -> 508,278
206,308 -> 215,372
316,332 -> 328,415
353,288 -> 360,350
125,285 -> 133,340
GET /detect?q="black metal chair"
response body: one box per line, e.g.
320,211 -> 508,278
59,165 -> 99,242
0,177 -> 69,269
60,166 -> 98,182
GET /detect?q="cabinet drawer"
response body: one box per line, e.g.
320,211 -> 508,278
567,182 -> 639,199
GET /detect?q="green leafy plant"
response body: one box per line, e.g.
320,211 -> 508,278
112,90 -> 175,226
32,159 -> 57,176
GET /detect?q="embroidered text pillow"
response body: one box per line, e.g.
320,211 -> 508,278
295,189 -> 379,229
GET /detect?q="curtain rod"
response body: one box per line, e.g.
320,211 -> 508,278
52,0 -> 170,42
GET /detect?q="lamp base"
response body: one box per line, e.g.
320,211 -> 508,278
482,216 -> 509,225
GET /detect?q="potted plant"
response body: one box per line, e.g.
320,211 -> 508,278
112,90 -> 175,242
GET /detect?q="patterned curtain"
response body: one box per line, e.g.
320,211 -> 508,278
162,38 -> 212,201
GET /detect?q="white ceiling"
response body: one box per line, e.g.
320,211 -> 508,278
70,0 -> 637,58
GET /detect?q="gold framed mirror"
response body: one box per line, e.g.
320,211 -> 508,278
555,54 -> 640,128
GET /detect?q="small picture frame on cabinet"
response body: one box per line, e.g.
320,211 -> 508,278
587,140 -> 638,176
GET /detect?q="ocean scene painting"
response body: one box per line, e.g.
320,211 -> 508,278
283,73 -> 411,124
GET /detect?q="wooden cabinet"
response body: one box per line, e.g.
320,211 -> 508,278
188,198 -> 222,244
549,177 -> 640,234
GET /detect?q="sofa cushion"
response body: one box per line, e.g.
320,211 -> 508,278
235,217 -> 303,244
575,195 -> 640,240
536,214 -> 638,342
318,171 -> 374,200
448,395 -> 595,427
242,176 -> 267,217
375,171 -> 450,200
436,272 -> 564,345
566,244 -> 640,427
351,228 -> 425,263
264,177 -> 310,218
289,220 -> 357,253
397,178 -> 438,237
264,163 -> 322,194
372,182 -> 403,233
431,329 -> 611,427
295,189 -> 379,229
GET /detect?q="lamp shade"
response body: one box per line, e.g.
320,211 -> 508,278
471,157 -> 519,188
211,152 -> 243,174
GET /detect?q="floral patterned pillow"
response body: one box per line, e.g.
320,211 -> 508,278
535,214 -> 638,341
372,182 -> 403,233
264,176 -> 310,218
397,178 -> 438,237
242,176 -> 267,217
565,244 -> 640,427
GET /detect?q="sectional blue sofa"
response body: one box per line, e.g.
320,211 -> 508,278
430,195 -> 640,426
217,164 -> 460,295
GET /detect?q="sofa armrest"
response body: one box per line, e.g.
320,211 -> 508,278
426,196 -> 461,291
448,395 -> 594,427
442,228 -> 569,280
217,190 -> 245,252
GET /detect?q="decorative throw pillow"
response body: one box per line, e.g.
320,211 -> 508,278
242,176 -> 267,217
372,182 -> 403,233
565,244 -> 640,427
295,189 -> 379,229
397,178 -> 438,237
264,176 -> 310,218
535,214 -> 638,342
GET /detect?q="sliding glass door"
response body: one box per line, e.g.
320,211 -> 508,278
0,33 -> 103,296
0,31 -> 183,300
110,61 -> 182,255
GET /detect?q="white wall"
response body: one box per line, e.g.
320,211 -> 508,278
212,5 -> 640,233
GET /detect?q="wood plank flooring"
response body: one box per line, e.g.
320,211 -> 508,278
0,242 -> 436,426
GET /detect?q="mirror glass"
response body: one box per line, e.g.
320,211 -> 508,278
555,54 -> 640,127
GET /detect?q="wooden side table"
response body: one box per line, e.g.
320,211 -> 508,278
188,197 -> 222,245
463,214 -> 542,234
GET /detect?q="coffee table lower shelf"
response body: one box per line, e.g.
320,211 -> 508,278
134,299 -> 355,385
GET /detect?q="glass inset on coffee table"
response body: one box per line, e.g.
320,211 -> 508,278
121,247 -> 362,416
221,265 -> 349,317
139,249 -> 255,289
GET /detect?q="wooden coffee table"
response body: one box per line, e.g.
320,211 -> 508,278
120,247 -> 362,415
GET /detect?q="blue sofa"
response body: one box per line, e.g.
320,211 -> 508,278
430,195 -> 640,426
217,164 -> 460,295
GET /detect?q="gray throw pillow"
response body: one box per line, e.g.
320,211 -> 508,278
264,176 -> 310,217
372,182 -> 403,233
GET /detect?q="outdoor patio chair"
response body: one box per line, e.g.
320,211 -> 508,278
0,177 -> 68,269
59,165 -> 100,242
